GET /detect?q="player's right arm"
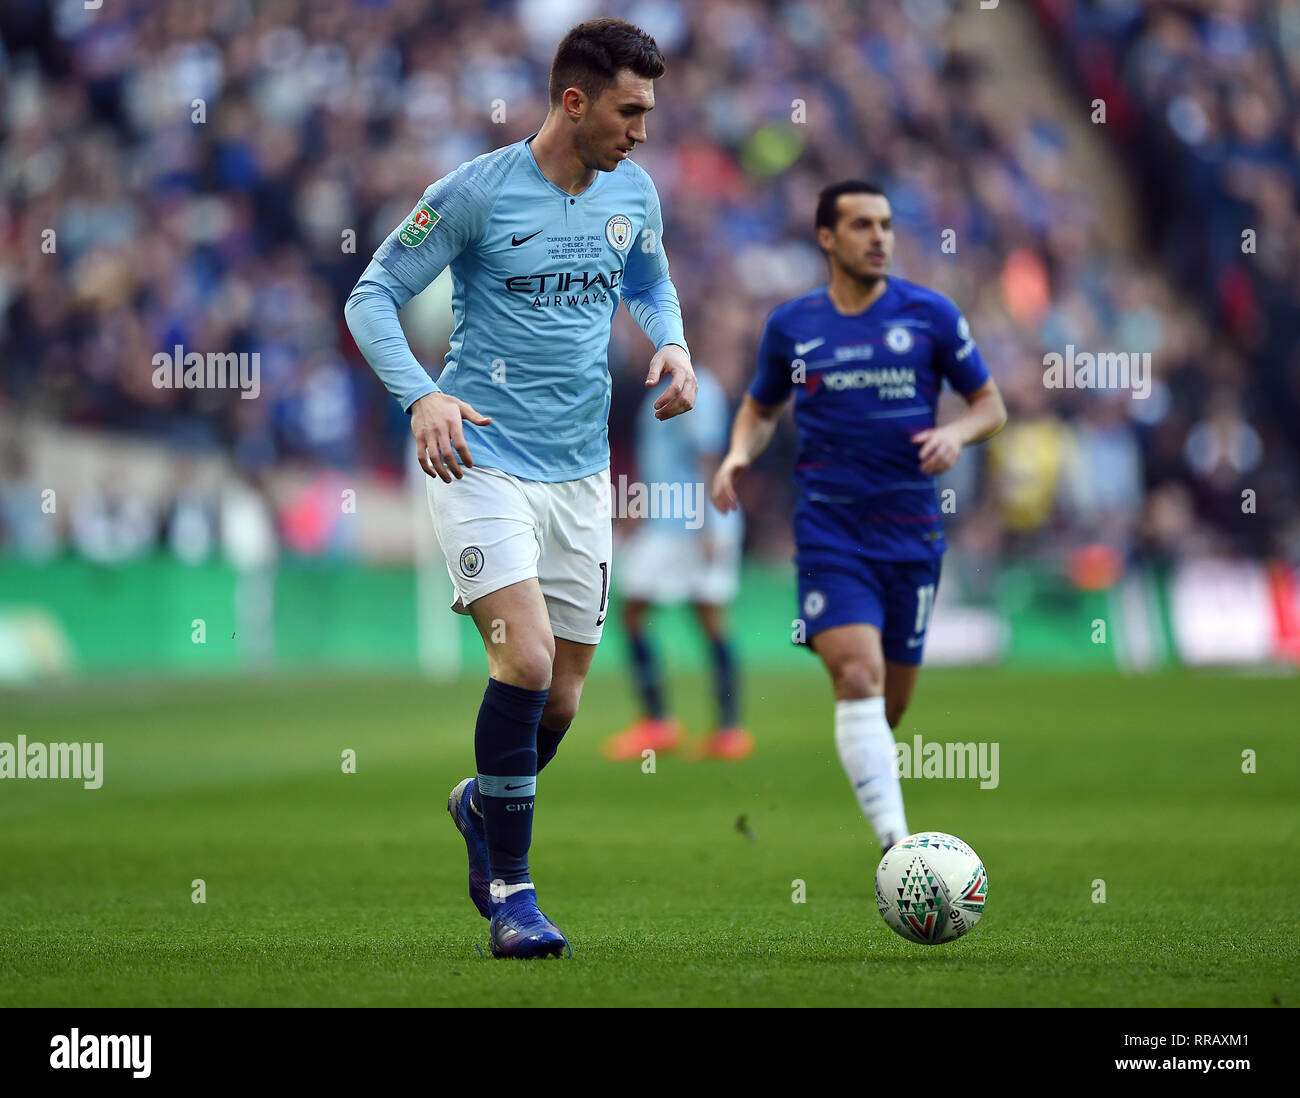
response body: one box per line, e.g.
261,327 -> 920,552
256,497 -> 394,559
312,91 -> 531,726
345,267 -> 490,482
711,312 -> 792,513
711,395 -> 784,513
344,158 -> 503,481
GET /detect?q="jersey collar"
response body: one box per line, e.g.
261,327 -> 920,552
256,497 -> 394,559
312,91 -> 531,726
523,132 -> 609,200
822,279 -> 895,318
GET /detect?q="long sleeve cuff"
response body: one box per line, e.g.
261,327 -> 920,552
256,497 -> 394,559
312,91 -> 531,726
624,275 -> 688,355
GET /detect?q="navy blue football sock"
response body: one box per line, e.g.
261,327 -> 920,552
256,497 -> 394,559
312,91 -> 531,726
629,631 -> 666,719
710,636 -> 738,728
536,720 -> 570,773
474,678 -> 547,888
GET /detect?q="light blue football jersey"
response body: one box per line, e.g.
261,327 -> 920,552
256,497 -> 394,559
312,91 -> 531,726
635,366 -> 742,537
346,133 -> 687,482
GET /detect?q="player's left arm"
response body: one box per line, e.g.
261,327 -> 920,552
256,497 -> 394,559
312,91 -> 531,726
622,177 -> 696,420
911,301 -> 1007,475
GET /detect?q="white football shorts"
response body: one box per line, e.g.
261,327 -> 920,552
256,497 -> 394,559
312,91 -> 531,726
616,516 -> 743,607
426,465 -> 612,645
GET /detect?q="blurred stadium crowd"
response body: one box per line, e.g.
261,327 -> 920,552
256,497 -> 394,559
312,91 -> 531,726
1,0 -> 1295,572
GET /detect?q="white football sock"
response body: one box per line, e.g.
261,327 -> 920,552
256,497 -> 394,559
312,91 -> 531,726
834,696 -> 908,847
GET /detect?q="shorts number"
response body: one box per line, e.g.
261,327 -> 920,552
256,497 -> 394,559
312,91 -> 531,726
596,561 -> 609,623
913,584 -> 936,634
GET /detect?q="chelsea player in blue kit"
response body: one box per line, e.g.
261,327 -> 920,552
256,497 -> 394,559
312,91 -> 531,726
712,182 -> 1006,857
344,20 -> 696,957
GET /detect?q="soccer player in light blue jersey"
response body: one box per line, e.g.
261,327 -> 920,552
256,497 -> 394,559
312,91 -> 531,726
344,19 -> 696,958
712,182 -> 1006,858
603,364 -> 752,763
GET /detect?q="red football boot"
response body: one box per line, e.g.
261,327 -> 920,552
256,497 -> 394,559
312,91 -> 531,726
602,717 -> 684,761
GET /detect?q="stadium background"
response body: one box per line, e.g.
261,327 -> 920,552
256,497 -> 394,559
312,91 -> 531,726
2,0 -> 1298,679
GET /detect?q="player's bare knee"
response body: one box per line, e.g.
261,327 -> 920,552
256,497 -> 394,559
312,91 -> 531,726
693,602 -> 724,640
829,659 -> 884,700
500,638 -> 554,691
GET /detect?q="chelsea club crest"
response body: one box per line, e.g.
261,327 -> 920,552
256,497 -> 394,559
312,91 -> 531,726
885,326 -> 914,354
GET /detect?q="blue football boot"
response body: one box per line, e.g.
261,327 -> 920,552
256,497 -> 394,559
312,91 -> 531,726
447,777 -> 491,918
488,888 -> 571,959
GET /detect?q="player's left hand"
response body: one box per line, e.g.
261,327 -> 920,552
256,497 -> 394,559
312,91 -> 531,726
911,424 -> 964,475
646,344 -> 697,421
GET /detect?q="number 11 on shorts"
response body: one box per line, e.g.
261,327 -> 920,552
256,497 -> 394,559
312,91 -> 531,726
914,583 -> 936,634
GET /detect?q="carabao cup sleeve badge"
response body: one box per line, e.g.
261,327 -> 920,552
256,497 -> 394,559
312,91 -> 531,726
400,201 -> 440,247
605,214 -> 632,251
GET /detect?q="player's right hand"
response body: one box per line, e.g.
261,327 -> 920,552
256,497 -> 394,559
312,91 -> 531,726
711,453 -> 748,513
410,392 -> 492,482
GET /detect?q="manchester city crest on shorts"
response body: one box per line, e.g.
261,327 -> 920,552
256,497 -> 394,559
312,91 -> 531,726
605,214 -> 633,251
885,326 -> 914,353
459,546 -> 484,577
803,590 -> 826,618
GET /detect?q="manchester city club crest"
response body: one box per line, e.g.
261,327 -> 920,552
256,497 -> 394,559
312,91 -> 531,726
605,214 -> 633,251
459,546 -> 484,577
885,326 -> 914,353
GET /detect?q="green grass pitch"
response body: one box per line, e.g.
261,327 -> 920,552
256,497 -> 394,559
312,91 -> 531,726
1,667 -> 1296,1007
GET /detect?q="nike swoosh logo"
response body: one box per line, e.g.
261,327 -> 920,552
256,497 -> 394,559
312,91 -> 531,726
794,337 -> 825,356
504,783 -> 530,791
511,230 -> 543,247
596,614 -> 606,627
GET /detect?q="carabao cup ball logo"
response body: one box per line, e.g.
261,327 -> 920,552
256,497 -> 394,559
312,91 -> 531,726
459,546 -> 484,577
885,326 -> 914,353
803,589 -> 826,618
605,214 -> 633,252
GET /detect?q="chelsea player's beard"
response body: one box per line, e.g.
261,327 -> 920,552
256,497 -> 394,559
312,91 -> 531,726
841,256 -> 888,295
827,246 -> 890,313
850,246 -> 890,289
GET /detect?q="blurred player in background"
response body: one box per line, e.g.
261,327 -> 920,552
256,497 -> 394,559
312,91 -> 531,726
346,19 -> 695,958
603,365 -> 751,762
713,181 -> 1006,855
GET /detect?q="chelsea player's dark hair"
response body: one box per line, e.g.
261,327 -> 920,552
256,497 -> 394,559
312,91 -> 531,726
815,181 -> 887,233
549,18 -> 666,106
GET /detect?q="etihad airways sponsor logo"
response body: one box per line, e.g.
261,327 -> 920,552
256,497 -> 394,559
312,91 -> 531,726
505,268 -> 625,308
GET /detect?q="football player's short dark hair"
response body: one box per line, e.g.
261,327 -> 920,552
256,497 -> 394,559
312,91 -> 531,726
549,18 -> 666,107
815,181 -> 888,233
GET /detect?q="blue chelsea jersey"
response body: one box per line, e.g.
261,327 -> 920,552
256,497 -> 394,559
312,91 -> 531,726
749,279 -> 990,561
